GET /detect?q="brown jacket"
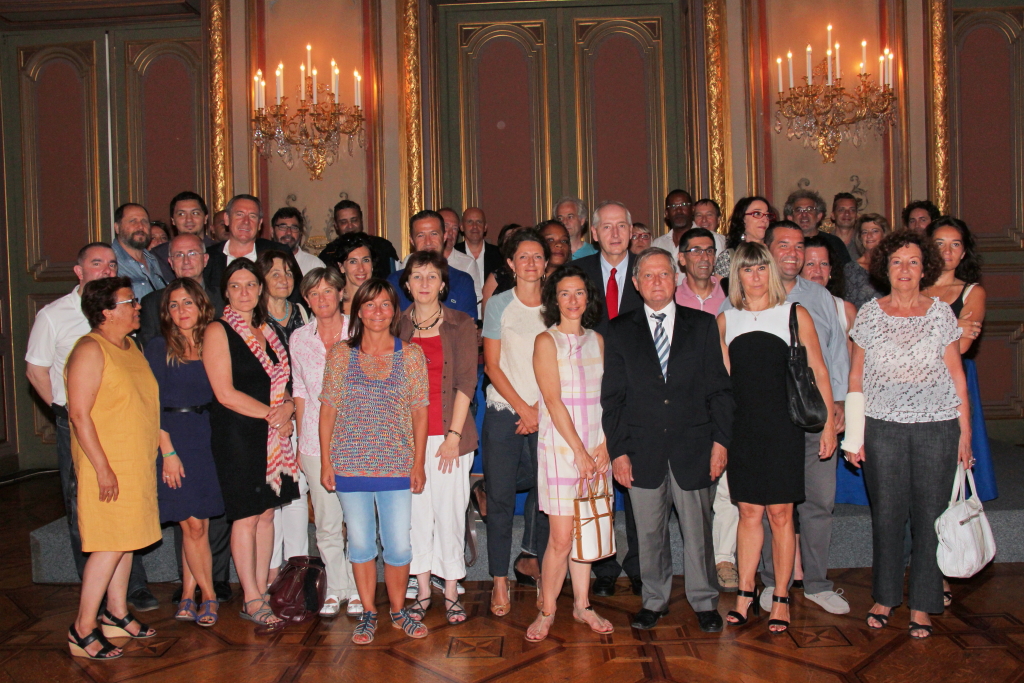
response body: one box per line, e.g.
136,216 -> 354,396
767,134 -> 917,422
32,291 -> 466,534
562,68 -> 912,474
398,305 -> 479,455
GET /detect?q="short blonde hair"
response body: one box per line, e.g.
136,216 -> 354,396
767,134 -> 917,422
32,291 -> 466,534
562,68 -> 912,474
728,242 -> 787,310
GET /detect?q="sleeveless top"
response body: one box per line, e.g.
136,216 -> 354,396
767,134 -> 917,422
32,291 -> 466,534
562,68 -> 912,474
950,283 -> 975,318
724,302 -> 793,347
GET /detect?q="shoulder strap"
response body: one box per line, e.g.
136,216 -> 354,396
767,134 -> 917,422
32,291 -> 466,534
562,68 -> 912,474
962,283 -> 976,303
789,303 -> 801,349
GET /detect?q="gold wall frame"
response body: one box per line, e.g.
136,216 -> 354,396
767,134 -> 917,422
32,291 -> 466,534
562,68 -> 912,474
703,0 -> 729,210
928,0 -> 951,213
400,0 -> 424,245
206,0 -> 231,212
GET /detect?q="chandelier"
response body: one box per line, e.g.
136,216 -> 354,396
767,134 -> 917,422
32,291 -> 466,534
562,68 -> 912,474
251,46 -> 365,180
774,26 -> 897,163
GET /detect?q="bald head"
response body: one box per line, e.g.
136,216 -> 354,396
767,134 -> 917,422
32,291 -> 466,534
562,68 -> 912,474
462,207 -> 487,246
167,233 -> 208,281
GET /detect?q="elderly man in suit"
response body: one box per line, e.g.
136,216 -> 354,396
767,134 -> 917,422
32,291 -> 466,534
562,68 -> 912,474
602,246 -> 733,632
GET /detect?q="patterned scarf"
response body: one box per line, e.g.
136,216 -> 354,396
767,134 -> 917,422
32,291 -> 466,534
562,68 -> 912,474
222,306 -> 297,494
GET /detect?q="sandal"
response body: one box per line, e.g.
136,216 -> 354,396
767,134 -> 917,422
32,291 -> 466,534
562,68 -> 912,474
407,597 -> 431,622
100,609 -> 156,639
320,595 -> 341,617
866,609 -> 891,630
909,621 -> 934,639
727,589 -> 760,625
573,606 -> 614,634
239,598 -> 286,635
768,595 -> 791,634
943,591 -> 953,608
444,597 -> 467,625
352,611 -> 377,645
196,600 -> 218,627
525,612 -> 554,642
175,598 -> 198,622
391,608 -> 429,638
490,582 -> 511,617
68,625 -> 123,660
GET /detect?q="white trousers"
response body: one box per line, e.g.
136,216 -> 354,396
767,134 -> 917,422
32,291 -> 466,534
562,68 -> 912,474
300,454 -> 357,596
410,435 -> 474,579
272,467 -> 309,569
712,472 -> 739,565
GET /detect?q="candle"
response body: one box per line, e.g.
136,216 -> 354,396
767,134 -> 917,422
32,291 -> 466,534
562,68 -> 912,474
826,49 -> 832,85
276,64 -> 282,105
354,70 -> 362,108
879,55 -> 885,86
306,44 -> 312,76
835,43 -> 841,80
827,24 -> 832,50
787,51 -> 794,88
333,67 -> 340,102
806,45 -> 812,82
300,63 -> 305,100
861,40 -> 867,73
253,74 -> 259,109
261,79 -> 266,110
312,68 -> 318,105
888,52 -> 894,87
776,57 -> 783,93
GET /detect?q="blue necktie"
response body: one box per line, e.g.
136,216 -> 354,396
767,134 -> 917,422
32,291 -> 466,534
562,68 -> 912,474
652,312 -> 669,379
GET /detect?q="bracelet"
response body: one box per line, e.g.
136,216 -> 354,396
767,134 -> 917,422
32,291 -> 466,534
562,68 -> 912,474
447,429 -> 462,438
162,450 -> 177,458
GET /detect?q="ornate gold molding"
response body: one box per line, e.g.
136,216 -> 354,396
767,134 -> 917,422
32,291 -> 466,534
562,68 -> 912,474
207,0 -> 230,212
703,0 -> 729,211
400,0 -> 423,256
928,0 -> 951,213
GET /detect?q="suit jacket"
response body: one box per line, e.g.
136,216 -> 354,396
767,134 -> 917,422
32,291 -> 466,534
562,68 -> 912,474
454,241 -> 503,280
137,282 -> 224,349
203,238 -> 291,294
387,266 -> 478,320
573,252 -> 643,336
601,304 -> 734,491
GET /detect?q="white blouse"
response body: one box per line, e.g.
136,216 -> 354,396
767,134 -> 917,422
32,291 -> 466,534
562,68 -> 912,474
850,298 -> 962,423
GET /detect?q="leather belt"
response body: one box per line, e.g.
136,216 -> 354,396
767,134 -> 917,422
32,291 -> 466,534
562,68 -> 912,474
163,404 -> 212,414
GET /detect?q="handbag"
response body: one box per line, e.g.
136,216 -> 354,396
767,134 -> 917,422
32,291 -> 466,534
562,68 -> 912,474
571,475 -> 616,562
936,464 -> 996,578
786,304 -> 829,432
267,555 -> 327,623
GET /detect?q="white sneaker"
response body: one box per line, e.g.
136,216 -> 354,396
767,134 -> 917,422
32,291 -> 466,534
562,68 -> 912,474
346,594 -> 363,616
405,576 -> 418,599
759,585 -> 774,613
429,575 -> 465,595
804,589 -> 850,614
319,594 -> 341,616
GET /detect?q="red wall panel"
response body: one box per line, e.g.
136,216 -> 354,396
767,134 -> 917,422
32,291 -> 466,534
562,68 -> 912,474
34,59 -> 89,265
140,53 -> 196,224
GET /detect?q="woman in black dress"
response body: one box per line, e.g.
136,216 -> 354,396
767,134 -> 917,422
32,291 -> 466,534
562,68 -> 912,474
145,278 -> 224,627
204,259 -> 299,635
717,243 -> 836,633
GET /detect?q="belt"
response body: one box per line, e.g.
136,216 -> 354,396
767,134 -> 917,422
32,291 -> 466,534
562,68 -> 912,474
163,404 -> 212,414
51,403 -> 69,419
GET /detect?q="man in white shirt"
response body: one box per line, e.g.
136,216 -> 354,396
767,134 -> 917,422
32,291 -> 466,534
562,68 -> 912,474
455,207 -> 502,288
271,207 -> 326,276
25,242 -> 158,611
203,194 -> 290,294
439,207 -> 482,313
692,198 -> 729,255
651,189 -> 695,264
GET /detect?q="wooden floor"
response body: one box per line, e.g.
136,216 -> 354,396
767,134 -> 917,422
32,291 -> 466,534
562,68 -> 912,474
3,474 -> 1024,682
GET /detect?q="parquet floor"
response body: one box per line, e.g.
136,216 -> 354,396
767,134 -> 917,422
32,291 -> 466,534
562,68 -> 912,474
2,474 -> 1023,682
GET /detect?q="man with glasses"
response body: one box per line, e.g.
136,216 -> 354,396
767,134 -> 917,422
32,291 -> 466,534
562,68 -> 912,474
152,192 -> 216,282
674,228 -> 726,314
112,203 -> 167,299
271,207 -> 325,276
652,189 -> 697,267
630,223 -> 652,255
783,189 -> 850,265
553,196 -> 597,259
830,193 -> 860,259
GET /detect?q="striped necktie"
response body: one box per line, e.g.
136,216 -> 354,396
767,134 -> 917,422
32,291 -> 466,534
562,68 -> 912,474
651,312 -> 669,378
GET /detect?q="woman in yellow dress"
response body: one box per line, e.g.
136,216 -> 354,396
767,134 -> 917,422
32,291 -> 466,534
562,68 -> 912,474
65,276 -> 161,660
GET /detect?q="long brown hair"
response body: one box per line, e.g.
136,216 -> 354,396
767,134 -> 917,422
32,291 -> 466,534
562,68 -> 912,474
346,278 -> 401,349
160,278 -> 214,364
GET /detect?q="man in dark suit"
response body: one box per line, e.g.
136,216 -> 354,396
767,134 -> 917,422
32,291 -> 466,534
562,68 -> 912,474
202,194 -> 291,294
602,246 -> 733,633
319,199 -> 399,279
573,201 -> 643,595
455,206 -> 502,279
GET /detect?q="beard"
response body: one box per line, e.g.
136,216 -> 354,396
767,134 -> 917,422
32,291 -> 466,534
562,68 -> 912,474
125,230 -> 150,250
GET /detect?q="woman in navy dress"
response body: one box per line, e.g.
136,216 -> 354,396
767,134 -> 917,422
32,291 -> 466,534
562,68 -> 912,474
144,278 -> 224,627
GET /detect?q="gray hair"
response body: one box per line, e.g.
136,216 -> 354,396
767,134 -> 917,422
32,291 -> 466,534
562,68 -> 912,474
632,246 -> 676,279
225,193 -> 263,220
783,189 -> 826,218
591,200 -> 633,229
552,196 -> 588,222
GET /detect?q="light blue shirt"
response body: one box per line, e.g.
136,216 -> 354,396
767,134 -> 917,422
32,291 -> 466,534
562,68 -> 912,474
112,238 -> 166,300
572,242 -> 598,260
719,276 -> 849,397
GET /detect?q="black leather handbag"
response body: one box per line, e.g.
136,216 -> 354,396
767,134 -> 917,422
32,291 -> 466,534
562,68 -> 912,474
786,304 -> 829,432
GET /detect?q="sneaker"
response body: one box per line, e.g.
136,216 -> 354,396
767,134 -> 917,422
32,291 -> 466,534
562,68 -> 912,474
127,587 -> 159,612
429,575 -> 465,595
759,585 -> 774,613
346,594 -> 363,616
405,576 -> 418,599
716,562 -> 739,591
804,589 -> 850,614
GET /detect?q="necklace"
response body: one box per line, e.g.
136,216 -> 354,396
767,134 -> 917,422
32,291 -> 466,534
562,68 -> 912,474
412,306 -> 442,331
269,300 -> 291,324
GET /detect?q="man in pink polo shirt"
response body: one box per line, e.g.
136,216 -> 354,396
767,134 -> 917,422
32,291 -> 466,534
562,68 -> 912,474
674,227 -> 727,315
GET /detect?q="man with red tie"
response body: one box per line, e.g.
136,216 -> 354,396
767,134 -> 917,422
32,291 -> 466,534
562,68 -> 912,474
573,200 -> 643,596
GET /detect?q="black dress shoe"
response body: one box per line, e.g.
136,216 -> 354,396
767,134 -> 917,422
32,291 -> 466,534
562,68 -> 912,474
592,576 -> 616,597
127,587 -> 159,612
215,581 -> 233,603
696,610 -> 724,633
170,586 -> 183,604
629,576 -> 643,596
631,608 -> 669,630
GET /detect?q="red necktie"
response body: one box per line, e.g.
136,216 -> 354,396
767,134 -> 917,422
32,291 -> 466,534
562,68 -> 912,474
607,268 -> 619,319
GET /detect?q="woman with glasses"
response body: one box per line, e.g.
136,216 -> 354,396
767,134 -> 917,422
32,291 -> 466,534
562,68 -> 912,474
629,223 -> 653,255
714,197 -> 774,277
65,277 -> 161,660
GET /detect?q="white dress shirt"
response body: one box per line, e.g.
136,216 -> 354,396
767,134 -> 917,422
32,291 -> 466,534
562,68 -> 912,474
24,286 -> 91,407
599,254 -> 629,309
643,301 -> 676,346
225,242 -> 258,266
293,248 -> 326,276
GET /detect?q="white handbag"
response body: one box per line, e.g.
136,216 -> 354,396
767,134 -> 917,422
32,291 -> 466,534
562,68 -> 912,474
571,475 -> 616,562
935,464 -> 996,578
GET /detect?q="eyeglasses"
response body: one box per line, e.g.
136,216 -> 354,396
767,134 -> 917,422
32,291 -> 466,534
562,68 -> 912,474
114,297 -> 139,307
744,211 -> 773,219
631,233 -> 651,241
667,202 -> 692,209
683,247 -> 717,256
273,223 -> 302,233
792,206 -> 819,215
170,250 -> 203,260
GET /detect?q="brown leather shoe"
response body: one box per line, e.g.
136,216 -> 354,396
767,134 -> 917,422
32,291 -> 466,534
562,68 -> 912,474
716,562 -> 739,592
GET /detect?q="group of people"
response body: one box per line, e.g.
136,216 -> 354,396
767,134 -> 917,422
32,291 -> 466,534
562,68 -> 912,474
24,183 -> 994,661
